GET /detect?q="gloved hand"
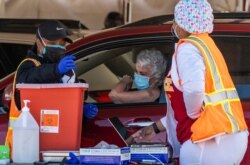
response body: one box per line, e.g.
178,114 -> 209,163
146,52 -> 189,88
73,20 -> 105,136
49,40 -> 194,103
84,103 -> 98,119
57,55 -> 76,75
63,152 -> 79,164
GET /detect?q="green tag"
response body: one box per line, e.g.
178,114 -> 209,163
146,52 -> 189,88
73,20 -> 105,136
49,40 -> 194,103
0,145 -> 10,159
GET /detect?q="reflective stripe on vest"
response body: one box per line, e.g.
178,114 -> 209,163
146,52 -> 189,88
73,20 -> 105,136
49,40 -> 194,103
184,36 -> 223,90
8,119 -> 16,129
177,34 -> 247,142
204,89 -> 239,105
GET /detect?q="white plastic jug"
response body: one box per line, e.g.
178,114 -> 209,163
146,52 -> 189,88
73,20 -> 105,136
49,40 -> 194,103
12,100 -> 39,163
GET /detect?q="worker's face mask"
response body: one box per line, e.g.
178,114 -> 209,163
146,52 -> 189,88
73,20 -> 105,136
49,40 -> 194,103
171,24 -> 180,39
134,72 -> 150,90
37,29 -> 66,63
42,44 -> 66,63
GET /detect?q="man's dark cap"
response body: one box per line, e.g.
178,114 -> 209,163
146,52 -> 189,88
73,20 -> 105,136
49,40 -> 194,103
37,20 -> 73,43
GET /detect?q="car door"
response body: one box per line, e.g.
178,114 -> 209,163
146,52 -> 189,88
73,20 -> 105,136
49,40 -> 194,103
69,29 -> 175,147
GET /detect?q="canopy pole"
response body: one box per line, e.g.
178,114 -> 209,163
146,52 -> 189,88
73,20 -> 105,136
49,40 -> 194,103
0,0 -> 5,17
123,0 -> 132,24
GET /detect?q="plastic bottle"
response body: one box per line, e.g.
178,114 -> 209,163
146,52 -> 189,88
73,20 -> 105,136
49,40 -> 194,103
12,100 -> 39,163
0,145 -> 10,164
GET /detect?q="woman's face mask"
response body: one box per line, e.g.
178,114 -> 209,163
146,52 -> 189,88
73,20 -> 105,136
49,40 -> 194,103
134,72 -> 150,90
42,44 -> 66,63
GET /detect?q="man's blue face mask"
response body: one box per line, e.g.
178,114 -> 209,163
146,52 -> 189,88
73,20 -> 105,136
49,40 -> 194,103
42,44 -> 66,63
134,72 -> 150,90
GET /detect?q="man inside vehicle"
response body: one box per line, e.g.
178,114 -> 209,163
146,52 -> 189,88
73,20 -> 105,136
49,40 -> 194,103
109,49 -> 167,104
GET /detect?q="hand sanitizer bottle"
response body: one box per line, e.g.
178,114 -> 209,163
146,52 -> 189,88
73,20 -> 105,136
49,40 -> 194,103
12,100 -> 39,163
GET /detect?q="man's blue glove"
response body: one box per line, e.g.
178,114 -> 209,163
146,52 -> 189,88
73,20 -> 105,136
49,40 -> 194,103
57,55 -> 76,75
84,103 -> 98,119
63,152 -> 79,164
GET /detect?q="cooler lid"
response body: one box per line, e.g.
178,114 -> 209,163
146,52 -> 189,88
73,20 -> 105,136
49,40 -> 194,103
16,83 -> 89,89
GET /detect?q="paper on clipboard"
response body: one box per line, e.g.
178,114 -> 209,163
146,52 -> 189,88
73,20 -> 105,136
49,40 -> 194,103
126,121 -> 154,127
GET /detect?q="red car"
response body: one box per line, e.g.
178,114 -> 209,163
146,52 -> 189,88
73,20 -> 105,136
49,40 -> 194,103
1,13 -> 250,164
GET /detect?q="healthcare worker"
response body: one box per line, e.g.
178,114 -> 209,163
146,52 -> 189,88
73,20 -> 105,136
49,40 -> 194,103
130,0 -> 249,164
5,20 -> 98,155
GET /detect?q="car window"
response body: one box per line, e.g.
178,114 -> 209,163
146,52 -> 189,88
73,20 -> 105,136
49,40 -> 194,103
213,36 -> 250,84
76,42 -> 173,103
213,35 -> 250,100
0,43 -> 31,79
76,35 -> 250,103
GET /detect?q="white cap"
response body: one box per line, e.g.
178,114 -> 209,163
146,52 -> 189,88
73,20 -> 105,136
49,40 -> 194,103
174,0 -> 214,34
22,100 -> 30,112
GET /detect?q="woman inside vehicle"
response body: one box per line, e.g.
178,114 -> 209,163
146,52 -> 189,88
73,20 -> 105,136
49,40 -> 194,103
109,48 -> 167,104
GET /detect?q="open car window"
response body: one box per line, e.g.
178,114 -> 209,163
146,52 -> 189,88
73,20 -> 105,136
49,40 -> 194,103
76,42 -> 173,104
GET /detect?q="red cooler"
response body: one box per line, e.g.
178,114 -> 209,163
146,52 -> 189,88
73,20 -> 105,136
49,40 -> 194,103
16,83 -> 88,152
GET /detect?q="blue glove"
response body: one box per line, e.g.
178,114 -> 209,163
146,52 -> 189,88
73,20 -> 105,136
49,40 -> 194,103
57,55 -> 76,75
63,152 -> 79,164
84,103 -> 98,119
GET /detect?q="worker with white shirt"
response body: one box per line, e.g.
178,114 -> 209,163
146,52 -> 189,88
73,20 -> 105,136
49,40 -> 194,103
130,0 -> 249,164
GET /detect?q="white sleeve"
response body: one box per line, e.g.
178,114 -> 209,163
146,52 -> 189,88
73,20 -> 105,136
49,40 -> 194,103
176,43 -> 205,119
160,116 -> 167,128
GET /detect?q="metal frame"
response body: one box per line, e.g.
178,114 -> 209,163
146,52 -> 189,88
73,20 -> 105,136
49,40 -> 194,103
0,18 -> 88,33
122,12 -> 250,28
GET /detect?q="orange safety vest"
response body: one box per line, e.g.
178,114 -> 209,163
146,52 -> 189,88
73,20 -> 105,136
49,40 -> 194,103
175,33 -> 248,143
5,58 -> 41,156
